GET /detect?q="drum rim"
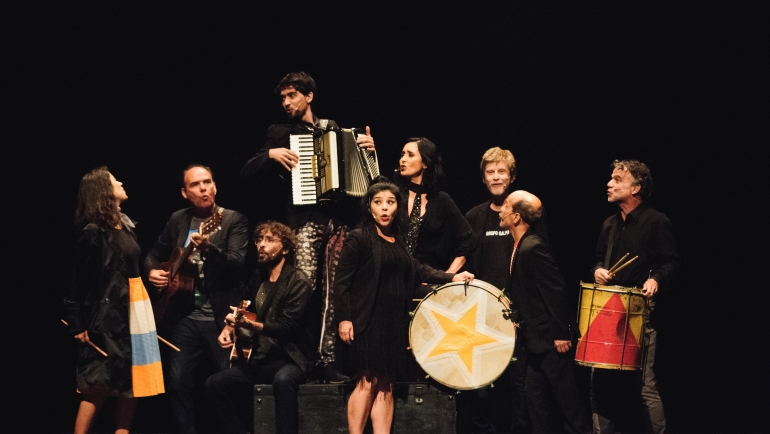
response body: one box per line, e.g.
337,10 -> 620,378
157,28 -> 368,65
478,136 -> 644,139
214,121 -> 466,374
408,279 -> 516,390
579,281 -> 645,295
575,360 -> 641,371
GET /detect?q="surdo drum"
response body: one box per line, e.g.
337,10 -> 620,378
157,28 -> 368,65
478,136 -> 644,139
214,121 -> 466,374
409,280 -> 516,390
575,282 -> 649,370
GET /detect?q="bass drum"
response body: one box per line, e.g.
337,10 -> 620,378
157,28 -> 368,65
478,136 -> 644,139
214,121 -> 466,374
409,280 -> 516,390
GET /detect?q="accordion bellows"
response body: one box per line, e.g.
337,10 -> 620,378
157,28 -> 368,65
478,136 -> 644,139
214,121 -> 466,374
291,128 -> 379,205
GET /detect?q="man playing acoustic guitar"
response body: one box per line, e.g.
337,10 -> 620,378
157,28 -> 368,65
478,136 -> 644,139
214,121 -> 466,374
205,221 -> 314,434
144,165 -> 249,434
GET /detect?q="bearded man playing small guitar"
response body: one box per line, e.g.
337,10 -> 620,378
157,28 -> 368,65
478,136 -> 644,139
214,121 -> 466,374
205,221 -> 314,434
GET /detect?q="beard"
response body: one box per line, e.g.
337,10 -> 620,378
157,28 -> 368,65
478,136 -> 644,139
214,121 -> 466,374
257,250 -> 284,268
287,107 -> 307,122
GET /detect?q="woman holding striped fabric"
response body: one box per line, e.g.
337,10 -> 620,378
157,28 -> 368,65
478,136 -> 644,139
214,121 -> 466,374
63,167 -> 164,434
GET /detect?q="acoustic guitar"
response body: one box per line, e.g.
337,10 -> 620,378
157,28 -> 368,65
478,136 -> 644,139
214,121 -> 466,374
152,208 -> 223,327
230,300 -> 257,366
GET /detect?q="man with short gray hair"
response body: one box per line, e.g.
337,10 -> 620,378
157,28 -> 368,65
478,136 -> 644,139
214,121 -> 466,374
591,160 -> 680,434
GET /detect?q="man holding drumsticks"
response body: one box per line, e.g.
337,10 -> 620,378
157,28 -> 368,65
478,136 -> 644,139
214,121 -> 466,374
592,160 -> 680,434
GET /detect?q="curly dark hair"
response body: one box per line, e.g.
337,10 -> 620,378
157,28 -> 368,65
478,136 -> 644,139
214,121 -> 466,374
75,166 -> 121,229
274,71 -> 316,97
253,221 -> 297,260
612,159 -> 653,201
395,137 -> 445,193
360,177 -> 408,238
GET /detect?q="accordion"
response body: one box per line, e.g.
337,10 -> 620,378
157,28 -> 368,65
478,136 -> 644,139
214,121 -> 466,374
290,128 -> 380,205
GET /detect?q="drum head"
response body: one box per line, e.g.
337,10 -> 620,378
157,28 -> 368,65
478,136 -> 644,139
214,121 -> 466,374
409,280 -> 516,390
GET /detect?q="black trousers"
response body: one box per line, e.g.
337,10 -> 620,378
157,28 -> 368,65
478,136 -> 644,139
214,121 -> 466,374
167,317 -> 230,434
457,345 -> 528,434
526,348 -> 591,434
591,323 -> 665,434
205,356 -> 305,434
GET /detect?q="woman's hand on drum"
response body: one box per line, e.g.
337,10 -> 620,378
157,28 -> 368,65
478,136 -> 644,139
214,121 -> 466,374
339,321 -> 354,344
554,340 -> 572,353
451,271 -> 474,282
594,268 -> 613,285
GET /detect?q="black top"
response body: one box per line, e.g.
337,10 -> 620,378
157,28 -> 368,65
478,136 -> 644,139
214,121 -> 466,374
404,190 -> 474,271
334,227 -> 456,335
465,200 -> 551,293
111,226 -> 141,278
241,118 -> 360,228
347,236 -> 413,378
465,200 -> 514,291
592,204 -> 680,290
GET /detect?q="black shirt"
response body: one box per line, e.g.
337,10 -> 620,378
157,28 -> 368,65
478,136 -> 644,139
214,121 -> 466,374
465,200 -> 551,292
406,190 -> 474,271
465,200 -> 513,291
111,226 -> 141,278
593,204 -> 681,290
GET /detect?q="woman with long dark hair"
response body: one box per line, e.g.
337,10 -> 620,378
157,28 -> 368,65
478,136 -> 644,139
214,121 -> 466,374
63,167 -> 164,434
395,138 -> 474,294
334,179 -> 473,433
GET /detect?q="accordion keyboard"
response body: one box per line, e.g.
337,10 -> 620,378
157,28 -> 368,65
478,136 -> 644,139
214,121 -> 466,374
290,134 -> 318,205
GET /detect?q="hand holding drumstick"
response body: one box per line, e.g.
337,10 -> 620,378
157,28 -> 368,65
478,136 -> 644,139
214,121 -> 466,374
594,253 -> 638,285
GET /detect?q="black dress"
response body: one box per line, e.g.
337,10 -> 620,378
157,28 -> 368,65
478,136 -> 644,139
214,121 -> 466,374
349,237 -> 412,380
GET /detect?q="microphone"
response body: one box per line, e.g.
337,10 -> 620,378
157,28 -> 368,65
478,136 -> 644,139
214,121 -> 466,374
499,212 -> 515,220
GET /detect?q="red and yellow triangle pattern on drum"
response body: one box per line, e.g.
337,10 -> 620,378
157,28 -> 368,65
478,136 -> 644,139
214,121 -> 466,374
575,283 -> 648,371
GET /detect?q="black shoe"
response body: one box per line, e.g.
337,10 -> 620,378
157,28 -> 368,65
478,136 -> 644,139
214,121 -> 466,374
323,363 -> 351,384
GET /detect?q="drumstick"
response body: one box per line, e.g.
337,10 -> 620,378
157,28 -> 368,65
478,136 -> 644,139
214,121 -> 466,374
607,253 -> 629,274
609,255 -> 639,276
60,319 -> 108,357
157,336 -> 181,352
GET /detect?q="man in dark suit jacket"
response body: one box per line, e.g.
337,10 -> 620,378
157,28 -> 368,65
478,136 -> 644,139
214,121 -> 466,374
144,165 -> 249,434
205,221 -> 314,434
501,190 -> 590,434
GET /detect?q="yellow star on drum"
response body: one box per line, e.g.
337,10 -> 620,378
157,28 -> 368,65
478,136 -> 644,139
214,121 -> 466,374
409,281 -> 516,390
427,304 -> 498,373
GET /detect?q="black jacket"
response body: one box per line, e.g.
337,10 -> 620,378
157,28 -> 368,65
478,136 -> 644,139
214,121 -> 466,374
334,226 -> 456,334
144,207 -> 248,331
508,229 -> 575,354
63,215 -> 137,396
243,262 -> 315,375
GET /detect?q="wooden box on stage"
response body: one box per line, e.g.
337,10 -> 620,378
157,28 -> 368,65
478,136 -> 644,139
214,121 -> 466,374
254,383 -> 456,433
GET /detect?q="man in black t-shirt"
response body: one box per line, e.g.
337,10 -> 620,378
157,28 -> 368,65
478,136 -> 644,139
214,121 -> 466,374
241,72 -> 376,382
462,147 -> 527,434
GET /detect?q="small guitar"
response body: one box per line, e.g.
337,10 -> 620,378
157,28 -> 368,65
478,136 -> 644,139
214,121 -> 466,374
152,208 -> 224,327
230,300 -> 257,366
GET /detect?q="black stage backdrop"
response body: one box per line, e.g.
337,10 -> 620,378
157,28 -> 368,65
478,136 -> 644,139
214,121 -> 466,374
4,3 -> 767,433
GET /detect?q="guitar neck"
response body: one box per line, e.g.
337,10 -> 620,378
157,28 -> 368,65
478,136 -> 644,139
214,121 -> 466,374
169,209 -> 223,278
170,243 -> 197,277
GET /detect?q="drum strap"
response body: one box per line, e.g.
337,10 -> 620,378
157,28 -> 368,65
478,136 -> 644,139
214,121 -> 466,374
604,217 -> 620,268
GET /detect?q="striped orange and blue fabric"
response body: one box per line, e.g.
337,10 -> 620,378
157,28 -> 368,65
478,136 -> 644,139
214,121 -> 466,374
128,277 -> 165,397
